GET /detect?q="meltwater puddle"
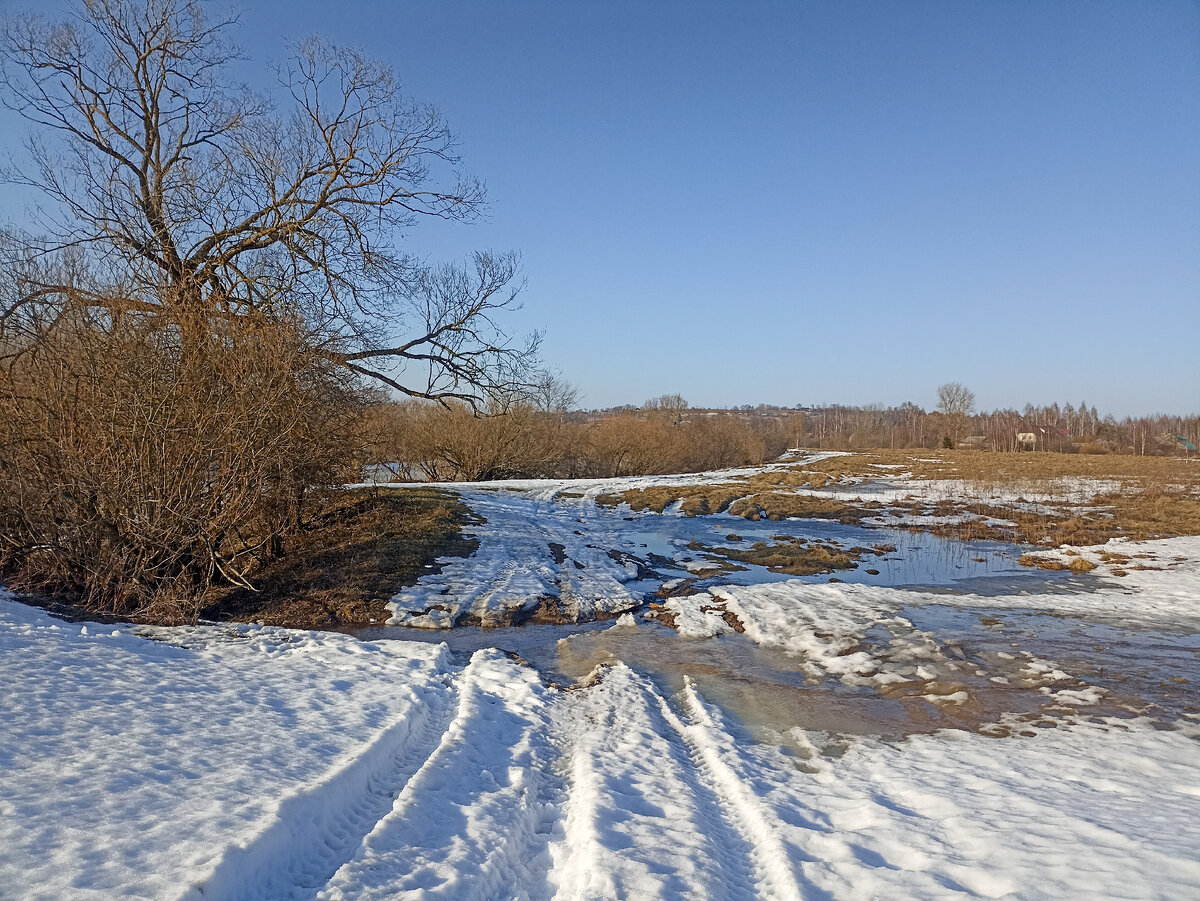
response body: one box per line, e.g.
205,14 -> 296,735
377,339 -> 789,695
620,514 -> 1076,590
359,597 -> 1199,747
365,500 -> 1193,746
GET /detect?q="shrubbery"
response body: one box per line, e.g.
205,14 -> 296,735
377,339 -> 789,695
362,402 -> 800,481
0,311 -> 359,619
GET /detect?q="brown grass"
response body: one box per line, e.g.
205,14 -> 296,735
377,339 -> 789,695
201,487 -> 479,628
728,493 -> 871,523
690,537 -> 865,576
596,450 -> 1200,548
597,485 -> 750,516
817,448 -> 1200,488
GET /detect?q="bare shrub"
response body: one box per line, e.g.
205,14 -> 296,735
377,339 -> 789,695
0,310 -> 359,618
365,401 -> 795,483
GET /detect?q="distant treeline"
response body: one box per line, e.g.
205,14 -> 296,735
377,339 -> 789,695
362,397 -> 1199,483
362,398 -> 804,481
792,402 -> 1197,455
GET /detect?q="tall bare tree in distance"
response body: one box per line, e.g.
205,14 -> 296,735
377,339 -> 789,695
937,382 -> 976,448
0,0 -> 538,403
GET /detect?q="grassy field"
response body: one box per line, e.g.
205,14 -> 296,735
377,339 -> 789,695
598,450 -> 1200,547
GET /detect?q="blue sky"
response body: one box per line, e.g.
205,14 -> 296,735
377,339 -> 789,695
3,1 -> 1198,415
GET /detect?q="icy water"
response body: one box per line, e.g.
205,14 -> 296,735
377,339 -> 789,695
364,601 -> 1199,744
622,515 -> 1041,589
360,504 -> 1199,746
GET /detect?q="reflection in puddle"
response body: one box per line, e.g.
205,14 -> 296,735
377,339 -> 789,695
622,515 -> 1076,591
360,601 -> 1199,749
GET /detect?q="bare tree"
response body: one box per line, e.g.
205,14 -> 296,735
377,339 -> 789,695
644,393 -> 688,426
0,0 -> 543,613
0,0 -> 537,404
527,370 -> 579,419
937,382 -> 976,448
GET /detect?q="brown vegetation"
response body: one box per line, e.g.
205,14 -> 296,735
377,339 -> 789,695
0,311 -> 360,620
365,402 -> 805,481
691,537 -> 867,576
201,488 -> 479,628
593,449 -> 1200,549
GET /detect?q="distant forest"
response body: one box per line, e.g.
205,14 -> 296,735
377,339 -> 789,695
362,396 -> 1199,483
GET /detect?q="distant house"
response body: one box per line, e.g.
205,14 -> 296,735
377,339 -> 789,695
1017,426 -> 1071,451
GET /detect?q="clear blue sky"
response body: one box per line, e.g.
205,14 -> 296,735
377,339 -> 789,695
3,0 -> 1198,415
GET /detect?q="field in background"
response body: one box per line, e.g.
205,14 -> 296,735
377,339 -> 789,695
599,449 -> 1200,549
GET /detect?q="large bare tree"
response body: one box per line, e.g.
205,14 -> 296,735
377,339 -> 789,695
0,0 -> 537,405
937,381 -> 976,447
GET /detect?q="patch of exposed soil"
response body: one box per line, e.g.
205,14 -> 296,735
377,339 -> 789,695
200,487 -> 480,628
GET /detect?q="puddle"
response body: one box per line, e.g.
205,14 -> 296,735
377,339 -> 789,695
359,602 -> 1199,748
901,605 -> 1200,724
621,515 -> 1072,592
363,500 -> 1195,748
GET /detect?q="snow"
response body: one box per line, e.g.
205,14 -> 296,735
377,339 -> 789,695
662,596 -> 733,639
386,489 -> 646,627
2,589 -> 1200,899
0,596 -> 457,900
3,453 -> 1200,899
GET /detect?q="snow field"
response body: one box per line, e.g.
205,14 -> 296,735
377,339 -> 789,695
318,651 -> 562,900
0,597 -> 454,900
3,594 -> 1200,899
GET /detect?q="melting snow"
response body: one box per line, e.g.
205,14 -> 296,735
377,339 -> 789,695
3,454 -> 1200,899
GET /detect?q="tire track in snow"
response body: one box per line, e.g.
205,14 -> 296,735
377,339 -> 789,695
317,650 -> 564,901
653,678 -> 808,901
178,663 -> 461,901
549,665 -> 764,901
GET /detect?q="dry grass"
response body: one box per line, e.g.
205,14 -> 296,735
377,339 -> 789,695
596,484 -> 871,523
596,450 -> 1200,548
686,536 -> 865,576
746,454 -> 895,487
201,487 -> 479,628
1017,553 -> 1097,572
597,485 -> 749,516
727,493 -> 872,523
897,450 -> 1199,486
